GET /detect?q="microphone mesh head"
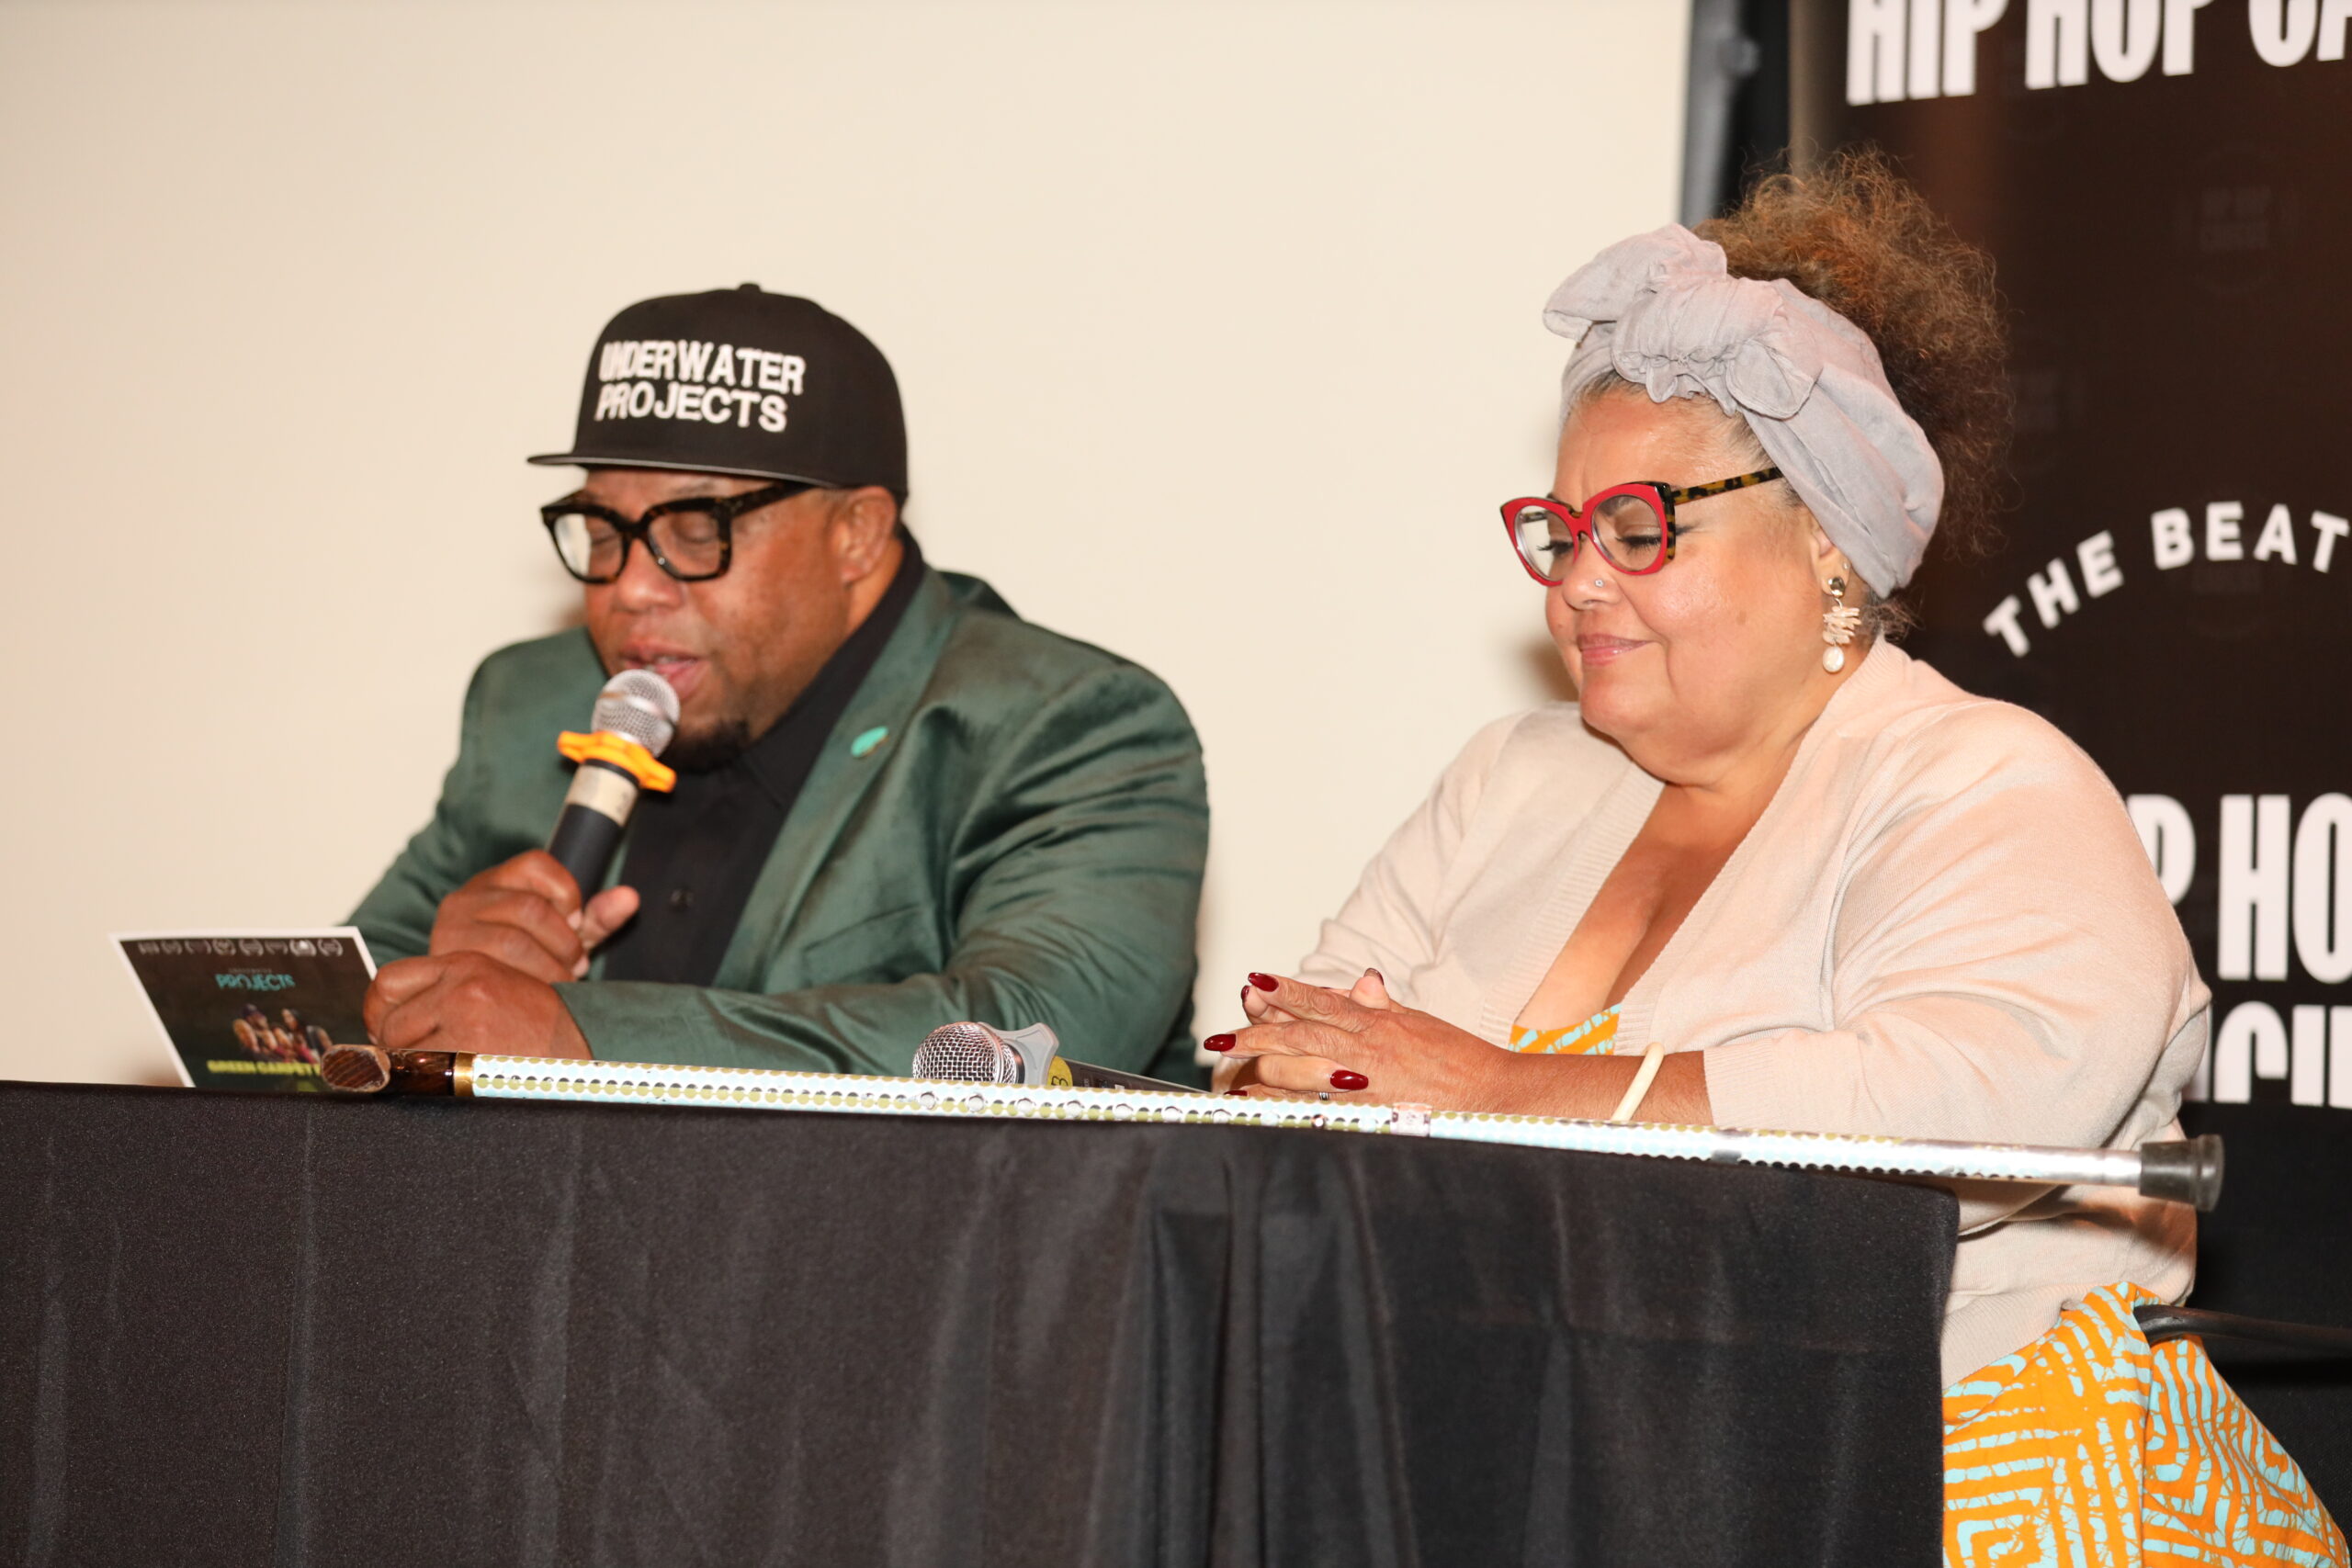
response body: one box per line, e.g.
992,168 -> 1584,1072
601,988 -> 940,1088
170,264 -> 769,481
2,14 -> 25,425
592,669 -> 681,756
912,1022 -> 1021,1084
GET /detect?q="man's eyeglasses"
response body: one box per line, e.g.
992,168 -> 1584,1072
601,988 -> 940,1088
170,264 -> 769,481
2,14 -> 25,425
540,479 -> 812,583
1498,467 -> 1783,584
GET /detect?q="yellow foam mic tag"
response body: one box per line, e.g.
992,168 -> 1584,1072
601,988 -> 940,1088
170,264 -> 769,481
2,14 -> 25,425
557,731 -> 677,793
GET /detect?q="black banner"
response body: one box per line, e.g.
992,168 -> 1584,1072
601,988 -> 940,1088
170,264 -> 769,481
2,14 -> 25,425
1789,0 -> 2351,1113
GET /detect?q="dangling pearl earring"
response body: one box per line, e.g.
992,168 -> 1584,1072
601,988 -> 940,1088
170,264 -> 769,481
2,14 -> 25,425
1820,576 -> 1861,673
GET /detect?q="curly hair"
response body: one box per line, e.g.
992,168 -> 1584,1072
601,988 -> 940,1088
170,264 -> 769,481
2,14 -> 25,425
1698,148 -> 2012,561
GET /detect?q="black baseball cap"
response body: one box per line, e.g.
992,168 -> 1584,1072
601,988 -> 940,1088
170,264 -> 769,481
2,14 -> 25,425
530,285 -> 907,498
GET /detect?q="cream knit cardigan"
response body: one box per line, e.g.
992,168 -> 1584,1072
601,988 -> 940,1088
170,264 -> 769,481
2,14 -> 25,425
1298,642 -> 2207,1384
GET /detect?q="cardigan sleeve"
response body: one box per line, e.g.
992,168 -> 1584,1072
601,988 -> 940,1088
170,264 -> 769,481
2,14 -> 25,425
1700,704 -> 2209,1232
1295,713 -> 1524,997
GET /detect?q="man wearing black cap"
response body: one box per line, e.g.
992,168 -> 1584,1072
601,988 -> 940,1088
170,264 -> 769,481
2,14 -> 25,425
350,287 -> 1208,1079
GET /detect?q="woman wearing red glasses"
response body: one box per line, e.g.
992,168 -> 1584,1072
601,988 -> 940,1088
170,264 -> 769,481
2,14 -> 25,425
1212,153 -> 2342,1563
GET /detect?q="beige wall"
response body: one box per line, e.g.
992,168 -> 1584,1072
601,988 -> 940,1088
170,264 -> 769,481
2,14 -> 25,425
0,0 -> 1685,1085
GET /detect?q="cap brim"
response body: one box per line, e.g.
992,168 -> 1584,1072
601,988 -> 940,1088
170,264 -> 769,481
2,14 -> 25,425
526,451 -> 841,489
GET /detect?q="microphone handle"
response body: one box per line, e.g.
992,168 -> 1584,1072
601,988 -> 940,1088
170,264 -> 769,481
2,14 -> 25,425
1058,1059 -> 1202,1094
547,757 -> 640,897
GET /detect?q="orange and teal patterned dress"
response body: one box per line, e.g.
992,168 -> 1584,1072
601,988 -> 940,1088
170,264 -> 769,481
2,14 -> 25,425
1511,1008 -> 1629,1058
1943,1285 -> 2342,1565
1513,1012 -> 2346,1566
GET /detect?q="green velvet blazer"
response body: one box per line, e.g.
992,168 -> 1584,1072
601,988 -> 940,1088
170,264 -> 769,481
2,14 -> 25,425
350,568 -> 1209,1082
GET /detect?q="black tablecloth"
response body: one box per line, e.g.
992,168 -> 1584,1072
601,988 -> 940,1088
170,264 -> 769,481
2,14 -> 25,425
0,1083 -> 1954,1566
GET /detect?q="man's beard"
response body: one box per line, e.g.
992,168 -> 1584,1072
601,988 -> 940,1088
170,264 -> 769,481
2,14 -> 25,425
664,717 -> 754,773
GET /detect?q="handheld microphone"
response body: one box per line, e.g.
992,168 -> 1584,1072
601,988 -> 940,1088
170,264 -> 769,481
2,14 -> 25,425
547,669 -> 682,897
913,1021 -> 1064,1084
911,1021 -> 1203,1093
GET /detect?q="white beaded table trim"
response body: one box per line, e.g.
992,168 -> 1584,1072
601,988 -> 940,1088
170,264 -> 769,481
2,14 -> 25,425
466,1056 -> 2153,1192
469,1056 -> 1386,1134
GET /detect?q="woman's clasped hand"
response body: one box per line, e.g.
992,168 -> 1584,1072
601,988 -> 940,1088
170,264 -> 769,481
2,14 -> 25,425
1204,967 -> 1502,1105
1206,967 -> 1711,1123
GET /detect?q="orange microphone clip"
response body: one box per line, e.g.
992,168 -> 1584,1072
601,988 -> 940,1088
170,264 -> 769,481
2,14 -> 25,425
557,731 -> 677,793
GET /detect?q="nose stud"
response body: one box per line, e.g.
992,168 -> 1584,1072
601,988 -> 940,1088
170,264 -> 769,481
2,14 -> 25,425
1592,578 -> 1606,590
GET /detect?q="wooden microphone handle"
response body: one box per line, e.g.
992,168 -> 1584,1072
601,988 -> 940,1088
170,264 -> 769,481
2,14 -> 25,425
321,1043 -> 462,1096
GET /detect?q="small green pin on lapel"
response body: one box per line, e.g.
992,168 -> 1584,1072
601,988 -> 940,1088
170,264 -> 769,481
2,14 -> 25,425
849,726 -> 890,759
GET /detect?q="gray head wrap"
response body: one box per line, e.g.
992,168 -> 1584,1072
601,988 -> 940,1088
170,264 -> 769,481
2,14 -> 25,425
1544,224 -> 1942,594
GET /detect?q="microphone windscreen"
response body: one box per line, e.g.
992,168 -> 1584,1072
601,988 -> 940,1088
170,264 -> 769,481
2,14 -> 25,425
592,669 -> 681,756
912,1022 -> 1021,1083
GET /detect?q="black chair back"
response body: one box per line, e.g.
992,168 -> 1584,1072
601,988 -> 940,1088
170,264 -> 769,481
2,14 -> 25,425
2178,1101 -> 2352,1517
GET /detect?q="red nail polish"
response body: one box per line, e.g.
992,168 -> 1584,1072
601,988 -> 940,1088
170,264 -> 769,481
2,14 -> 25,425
1240,986 -> 1252,1006
1224,1089 -> 1249,1098
1203,1033 -> 1235,1052
1330,1069 -> 1369,1091
1248,972 -> 1279,992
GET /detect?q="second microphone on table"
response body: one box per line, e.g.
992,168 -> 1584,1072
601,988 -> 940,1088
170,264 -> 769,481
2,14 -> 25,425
912,1021 -> 1203,1093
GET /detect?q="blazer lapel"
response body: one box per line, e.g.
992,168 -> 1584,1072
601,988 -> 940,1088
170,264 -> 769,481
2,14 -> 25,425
709,568 -> 963,991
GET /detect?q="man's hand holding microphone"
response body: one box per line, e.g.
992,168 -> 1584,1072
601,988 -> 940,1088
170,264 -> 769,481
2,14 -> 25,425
363,671 -> 679,1058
